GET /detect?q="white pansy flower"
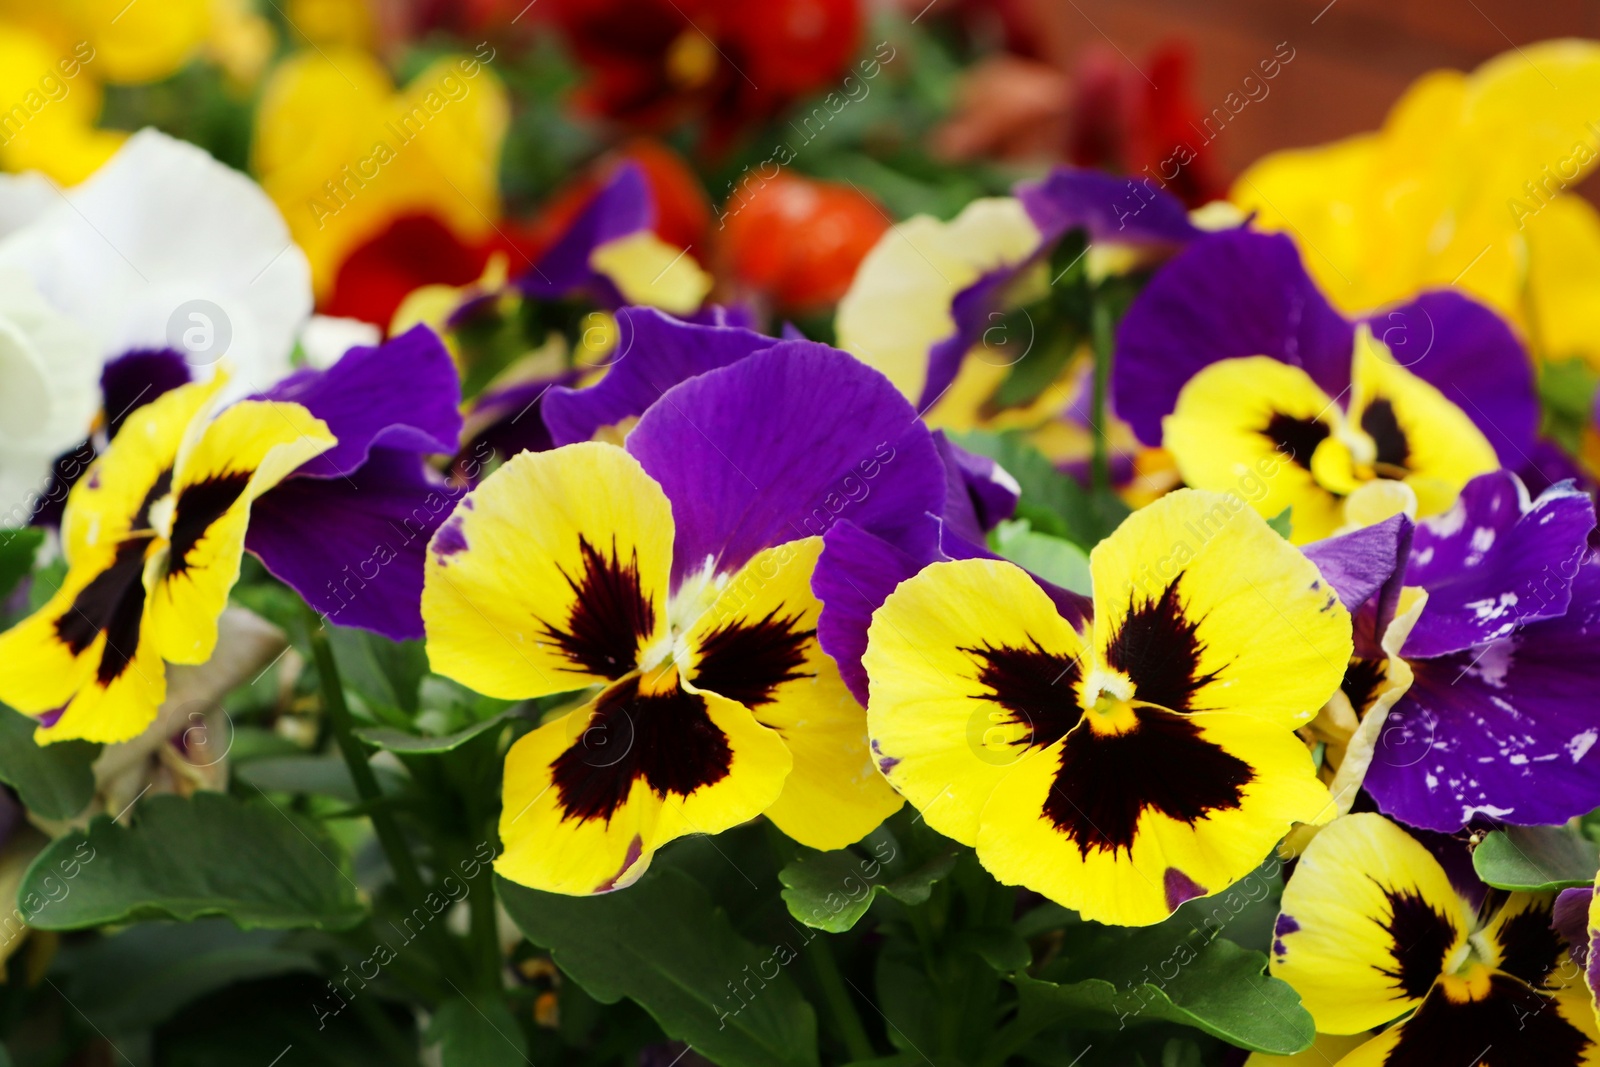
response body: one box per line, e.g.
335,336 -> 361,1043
0,127 -> 311,391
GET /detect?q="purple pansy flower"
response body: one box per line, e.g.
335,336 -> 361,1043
245,325 -> 464,640
1304,470 -> 1600,831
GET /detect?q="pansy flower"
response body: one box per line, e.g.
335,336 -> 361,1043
1271,813 -> 1600,1063
0,130 -> 311,519
1302,470 -> 1600,831
422,344 -> 949,894
1116,229 -> 1538,542
863,489 -> 1350,926
0,129 -> 310,385
0,374 -> 334,743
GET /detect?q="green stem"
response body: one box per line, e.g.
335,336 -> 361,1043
1089,292 -> 1114,495
466,852 -> 502,993
305,609 -> 468,987
808,935 -> 876,1063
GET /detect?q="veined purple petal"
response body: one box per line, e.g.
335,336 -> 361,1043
1016,167 -> 1202,247
1553,888 -> 1593,968
517,163 -> 650,303
541,307 -> 777,447
933,431 -> 1020,544
1366,556 -> 1600,831
1402,472 -> 1595,659
247,449 -> 463,640
1363,291 -> 1537,464
1113,230 -> 1354,445
626,342 -> 948,585
260,325 -> 461,479
1302,514 -> 1414,614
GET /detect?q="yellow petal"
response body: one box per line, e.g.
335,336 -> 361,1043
835,197 -> 1041,404
422,443 -> 671,700
863,557 -> 1087,847
144,400 -> 335,665
496,674 -> 790,895
976,706 -> 1330,926
687,537 -> 901,850
1273,813 -> 1472,1035
1163,356 -> 1347,542
1087,488 -> 1351,728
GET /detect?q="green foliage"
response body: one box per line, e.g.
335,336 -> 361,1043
498,868 -> 821,1067
428,996 -> 531,1067
989,519 -> 1093,594
0,705 -> 97,820
1010,937 -> 1314,1057
20,793 -> 367,931
1473,825 -> 1600,891
953,429 -> 1130,549
779,827 -> 958,933
0,528 -> 42,607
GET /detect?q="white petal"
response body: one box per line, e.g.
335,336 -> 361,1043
0,128 -> 311,390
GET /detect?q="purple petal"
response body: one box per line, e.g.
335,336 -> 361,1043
458,371 -> 575,470
260,325 -> 462,479
1302,514 -> 1414,614
1518,437 -> 1590,500
814,517 -> 942,705
1113,230 -> 1354,445
1402,472 -> 1595,659
541,307 -> 777,447
1016,167 -> 1203,247
1553,887 -> 1593,968
626,342 -> 948,585
1366,557 -> 1600,831
101,348 -> 191,435
933,431 -> 1019,544
516,163 -> 649,303
922,263 -> 1022,410
247,450 -> 464,640
1363,291 -> 1537,464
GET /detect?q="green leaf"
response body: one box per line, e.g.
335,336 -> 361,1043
326,625 -> 429,722
355,707 -> 519,754
235,754 -> 406,803
1265,508 -> 1293,539
427,996 -> 529,1067
1473,826 -> 1600,891
1012,937 -> 1313,1055
989,520 -> 1092,594
20,792 -> 366,931
498,868 -> 820,1067
960,927 -> 1032,972
950,429 -> 1127,549
0,528 -> 42,603
779,831 -> 958,933
51,919 -> 317,1032
0,705 -> 98,819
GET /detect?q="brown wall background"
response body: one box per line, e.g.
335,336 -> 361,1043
1016,0 -> 1600,183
